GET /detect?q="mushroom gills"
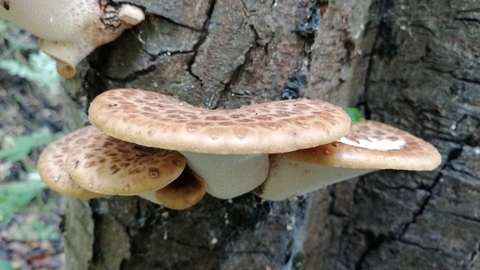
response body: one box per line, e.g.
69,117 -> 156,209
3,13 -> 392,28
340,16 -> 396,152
256,154 -> 374,201
180,152 -> 269,199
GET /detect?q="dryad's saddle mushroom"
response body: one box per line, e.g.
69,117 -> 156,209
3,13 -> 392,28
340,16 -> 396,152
88,88 -> 352,199
65,126 -> 186,196
0,0 -> 145,78
37,126 -> 105,199
37,88 -> 442,207
139,167 -> 207,210
256,120 -> 442,200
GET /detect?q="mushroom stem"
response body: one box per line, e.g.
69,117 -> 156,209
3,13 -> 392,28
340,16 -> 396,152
39,39 -> 94,79
180,152 -> 269,199
256,154 -> 374,201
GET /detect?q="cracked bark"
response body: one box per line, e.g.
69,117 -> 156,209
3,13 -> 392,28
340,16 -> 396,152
61,0 -> 480,269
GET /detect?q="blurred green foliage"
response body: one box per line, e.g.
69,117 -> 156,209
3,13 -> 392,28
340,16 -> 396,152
0,51 -> 61,91
0,180 -> 47,223
0,131 -> 63,162
0,20 -> 63,242
0,19 -> 61,91
0,259 -> 14,270
344,107 -> 363,123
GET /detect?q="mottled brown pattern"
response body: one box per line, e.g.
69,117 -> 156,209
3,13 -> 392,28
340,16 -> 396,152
155,167 -> 207,210
89,88 -> 351,154
37,126 -> 105,198
65,126 -> 186,195
285,121 -> 442,170
344,121 -> 405,144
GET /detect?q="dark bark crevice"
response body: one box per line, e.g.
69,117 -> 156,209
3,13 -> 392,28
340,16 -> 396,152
186,0 -> 217,86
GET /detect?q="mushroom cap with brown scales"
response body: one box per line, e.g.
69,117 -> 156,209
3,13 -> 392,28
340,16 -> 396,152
155,167 -> 207,210
65,126 -> 186,195
139,167 -> 207,210
285,120 -> 442,170
37,126 -> 105,199
256,120 -> 442,201
88,88 -> 351,154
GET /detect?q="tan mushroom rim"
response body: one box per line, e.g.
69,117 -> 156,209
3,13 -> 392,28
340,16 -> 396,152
66,126 -> 186,195
155,167 -> 207,210
37,126 -> 105,199
285,120 -> 442,171
88,88 -> 351,154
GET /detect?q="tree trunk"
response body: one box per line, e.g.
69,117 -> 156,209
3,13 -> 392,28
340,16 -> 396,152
62,0 -> 480,269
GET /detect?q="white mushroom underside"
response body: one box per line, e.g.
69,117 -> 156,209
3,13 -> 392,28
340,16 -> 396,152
180,152 -> 269,199
338,136 -> 406,151
258,154 -> 375,201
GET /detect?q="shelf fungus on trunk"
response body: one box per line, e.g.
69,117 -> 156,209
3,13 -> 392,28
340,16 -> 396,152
88,88 -> 352,199
0,0 -> 145,78
65,126 -> 186,196
138,167 -> 207,210
256,120 -> 442,200
37,126 -> 105,199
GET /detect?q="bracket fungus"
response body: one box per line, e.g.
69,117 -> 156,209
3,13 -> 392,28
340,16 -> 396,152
88,88 -> 351,199
0,1 -> 145,78
37,126 -> 105,199
138,167 -> 207,210
65,126 -> 186,196
256,120 -> 442,200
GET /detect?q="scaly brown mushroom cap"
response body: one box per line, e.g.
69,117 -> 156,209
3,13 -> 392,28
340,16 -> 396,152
37,126 -> 105,198
88,88 -> 351,154
285,120 -> 442,170
66,126 -> 186,195
257,120 -> 442,200
155,167 -> 207,210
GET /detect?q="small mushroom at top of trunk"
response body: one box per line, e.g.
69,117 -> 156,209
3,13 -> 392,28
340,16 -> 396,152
0,1 -> 144,78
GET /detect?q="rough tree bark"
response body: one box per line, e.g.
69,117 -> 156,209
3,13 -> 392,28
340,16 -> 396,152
61,0 -> 480,269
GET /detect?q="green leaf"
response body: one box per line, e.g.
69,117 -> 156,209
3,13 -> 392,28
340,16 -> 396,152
0,51 -> 61,91
0,19 -> 8,35
344,107 -> 363,123
0,260 -> 14,270
0,131 -> 63,162
0,180 -> 47,223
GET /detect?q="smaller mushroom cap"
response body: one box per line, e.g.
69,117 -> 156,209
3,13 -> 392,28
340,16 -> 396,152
37,126 -> 105,199
154,167 -> 207,210
88,88 -> 351,154
285,120 -> 442,170
257,120 -> 442,200
66,126 -> 186,195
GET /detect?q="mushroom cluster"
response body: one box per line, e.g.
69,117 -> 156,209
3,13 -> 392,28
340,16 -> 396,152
37,125 -> 207,210
0,0 -> 145,78
37,88 -> 442,209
